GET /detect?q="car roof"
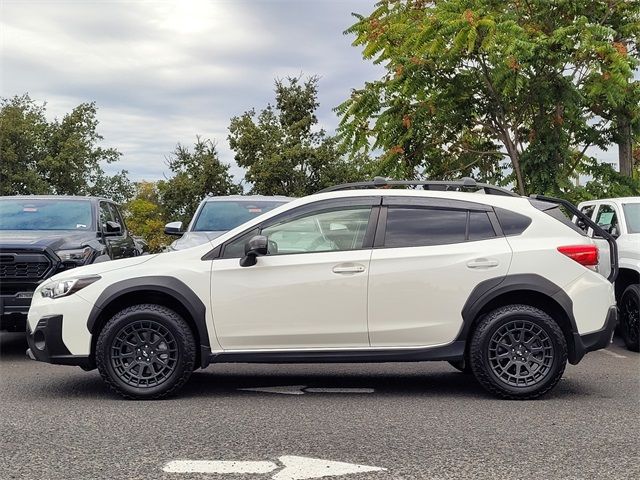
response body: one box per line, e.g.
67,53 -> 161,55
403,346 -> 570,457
579,197 -> 640,204
203,195 -> 294,202
298,188 -> 532,209
0,195 -> 111,203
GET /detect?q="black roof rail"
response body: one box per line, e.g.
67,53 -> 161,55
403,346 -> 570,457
318,177 -> 519,197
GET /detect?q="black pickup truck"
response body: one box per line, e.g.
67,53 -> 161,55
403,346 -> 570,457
0,196 -> 142,332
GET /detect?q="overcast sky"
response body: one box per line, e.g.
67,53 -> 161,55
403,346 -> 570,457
1,0 -> 382,183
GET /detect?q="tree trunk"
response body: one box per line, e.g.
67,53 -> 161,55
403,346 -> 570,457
618,113 -> 633,177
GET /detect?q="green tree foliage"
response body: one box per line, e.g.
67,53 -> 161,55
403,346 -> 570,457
0,94 -> 133,202
158,137 -> 241,224
337,0 -> 640,197
124,181 -> 171,253
228,76 -> 372,196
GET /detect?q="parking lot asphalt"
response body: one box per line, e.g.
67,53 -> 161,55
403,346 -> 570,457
1,332 -> 638,480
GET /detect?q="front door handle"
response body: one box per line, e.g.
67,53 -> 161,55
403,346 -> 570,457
466,258 -> 499,269
332,263 -> 366,274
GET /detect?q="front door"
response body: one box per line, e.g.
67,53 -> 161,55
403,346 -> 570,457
210,202 -> 376,350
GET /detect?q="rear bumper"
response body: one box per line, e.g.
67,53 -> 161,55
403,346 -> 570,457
569,306 -> 617,364
26,314 -> 94,369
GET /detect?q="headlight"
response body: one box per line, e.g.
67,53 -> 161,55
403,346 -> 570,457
41,275 -> 101,299
55,246 -> 94,264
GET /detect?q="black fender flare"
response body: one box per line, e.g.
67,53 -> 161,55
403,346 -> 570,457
87,276 -> 210,367
458,274 -> 579,358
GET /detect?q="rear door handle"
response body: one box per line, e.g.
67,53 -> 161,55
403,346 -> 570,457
466,258 -> 499,269
332,263 -> 366,274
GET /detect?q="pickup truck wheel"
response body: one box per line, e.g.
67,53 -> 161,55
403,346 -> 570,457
469,305 -> 567,399
96,304 -> 196,399
619,284 -> 640,352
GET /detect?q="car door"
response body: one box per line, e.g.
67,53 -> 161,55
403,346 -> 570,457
210,198 -> 379,350
108,203 -> 137,258
367,197 -> 512,348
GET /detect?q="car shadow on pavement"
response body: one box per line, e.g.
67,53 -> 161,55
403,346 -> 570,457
0,332 -> 28,360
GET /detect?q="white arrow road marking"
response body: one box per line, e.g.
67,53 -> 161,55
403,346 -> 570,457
162,456 -> 386,479
304,388 -> 374,394
238,386 -> 375,395
163,460 -> 277,474
238,385 -> 307,395
273,456 -> 386,480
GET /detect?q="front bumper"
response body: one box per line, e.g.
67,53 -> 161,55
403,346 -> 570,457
569,306 -> 618,364
0,293 -> 31,331
26,315 -> 94,369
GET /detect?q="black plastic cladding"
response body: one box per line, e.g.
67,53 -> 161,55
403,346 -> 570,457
86,276 -> 211,367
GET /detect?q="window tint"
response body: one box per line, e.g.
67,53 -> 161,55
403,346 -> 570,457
468,212 -> 496,241
494,208 -> 532,236
595,204 -> 620,235
262,208 -> 371,255
384,208 -> 467,247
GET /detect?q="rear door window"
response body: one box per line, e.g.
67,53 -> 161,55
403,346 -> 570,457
383,208 -> 467,247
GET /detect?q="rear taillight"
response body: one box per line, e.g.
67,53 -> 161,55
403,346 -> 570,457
557,245 -> 599,266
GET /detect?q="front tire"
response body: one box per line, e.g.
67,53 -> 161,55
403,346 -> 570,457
96,304 -> 196,399
619,284 -> 639,352
469,305 -> 567,400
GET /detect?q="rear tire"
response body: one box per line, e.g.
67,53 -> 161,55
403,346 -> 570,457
619,284 -> 640,352
96,304 -> 196,399
469,305 -> 567,399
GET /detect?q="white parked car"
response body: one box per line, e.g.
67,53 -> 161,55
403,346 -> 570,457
575,197 -> 639,351
26,179 -> 617,400
164,195 -> 292,251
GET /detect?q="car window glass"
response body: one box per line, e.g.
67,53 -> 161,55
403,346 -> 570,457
221,228 -> 260,259
193,200 -> 288,232
384,207 -> 467,247
108,203 -> 126,232
99,202 -> 115,229
468,212 -> 496,241
0,199 -> 93,231
622,203 -> 640,234
595,204 -> 619,235
576,205 -> 596,232
262,208 -> 371,255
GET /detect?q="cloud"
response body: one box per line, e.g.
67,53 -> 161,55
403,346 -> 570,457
1,0 -> 382,182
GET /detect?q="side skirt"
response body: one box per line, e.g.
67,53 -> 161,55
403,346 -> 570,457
208,341 -> 465,364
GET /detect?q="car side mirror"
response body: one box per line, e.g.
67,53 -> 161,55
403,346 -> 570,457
104,221 -> 122,236
240,235 -> 268,267
164,221 -> 184,236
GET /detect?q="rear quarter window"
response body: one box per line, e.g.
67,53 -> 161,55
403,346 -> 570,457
494,208 -> 532,236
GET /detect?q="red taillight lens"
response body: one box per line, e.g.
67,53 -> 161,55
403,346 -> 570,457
557,245 -> 599,266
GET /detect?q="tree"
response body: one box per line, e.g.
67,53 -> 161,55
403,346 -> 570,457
0,94 -> 133,202
124,181 -> 171,253
228,76 -> 371,197
158,137 -> 241,224
337,0 -> 640,196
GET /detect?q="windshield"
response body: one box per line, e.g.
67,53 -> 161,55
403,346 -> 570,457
0,198 -> 94,231
192,200 -> 288,232
622,203 -> 640,233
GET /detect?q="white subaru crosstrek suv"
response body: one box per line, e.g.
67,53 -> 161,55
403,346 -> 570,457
26,179 -> 618,400
574,197 -> 639,351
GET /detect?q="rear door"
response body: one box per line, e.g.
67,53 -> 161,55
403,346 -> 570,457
367,197 -> 512,348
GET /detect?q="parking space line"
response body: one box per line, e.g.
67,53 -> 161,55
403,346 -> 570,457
598,349 -> 627,359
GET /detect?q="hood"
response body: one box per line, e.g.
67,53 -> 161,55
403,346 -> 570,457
46,254 -> 158,283
170,231 -> 226,250
0,230 -> 97,251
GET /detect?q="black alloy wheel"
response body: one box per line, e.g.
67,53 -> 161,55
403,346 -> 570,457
96,304 -> 196,399
619,284 -> 640,352
470,304 -> 567,399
